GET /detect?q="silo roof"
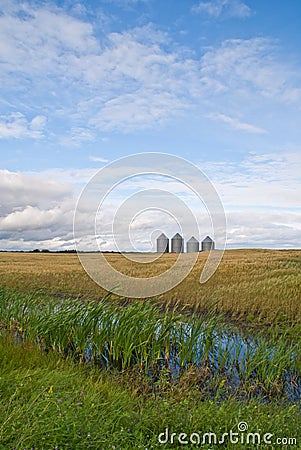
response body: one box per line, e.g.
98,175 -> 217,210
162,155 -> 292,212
172,233 -> 183,239
188,236 -> 198,243
157,233 -> 168,239
202,235 -> 213,242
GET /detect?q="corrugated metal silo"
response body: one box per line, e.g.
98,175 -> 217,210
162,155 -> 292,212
171,233 -> 184,253
201,236 -> 215,252
186,236 -> 199,253
157,233 -> 169,253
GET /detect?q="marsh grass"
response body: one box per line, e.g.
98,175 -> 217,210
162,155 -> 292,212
1,337 -> 300,449
0,288 -> 299,403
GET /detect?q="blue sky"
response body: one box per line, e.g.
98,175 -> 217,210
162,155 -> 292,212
0,0 -> 300,250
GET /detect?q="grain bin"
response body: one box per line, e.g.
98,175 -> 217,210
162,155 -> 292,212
186,236 -> 199,253
157,233 -> 169,253
201,236 -> 215,252
171,233 -> 184,253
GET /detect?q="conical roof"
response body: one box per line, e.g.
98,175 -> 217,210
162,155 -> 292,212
157,233 -> 168,240
188,236 -> 198,243
202,235 -> 213,242
172,233 -> 183,240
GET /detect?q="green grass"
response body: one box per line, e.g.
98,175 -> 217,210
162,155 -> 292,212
0,287 -> 299,403
0,337 -> 300,449
0,249 -> 300,448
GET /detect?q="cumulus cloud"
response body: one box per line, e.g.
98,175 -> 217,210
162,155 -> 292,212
0,2 -> 300,137
0,3 -> 197,133
192,0 -> 251,19
0,113 -> 47,139
0,3 -> 99,76
0,153 -> 300,251
0,170 -> 76,249
60,127 -> 95,147
197,151 -> 301,248
200,151 -> 301,209
0,169 -> 71,214
90,89 -> 189,131
226,210 -> 301,248
0,206 -> 63,232
41,168 -> 98,186
200,38 -> 301,104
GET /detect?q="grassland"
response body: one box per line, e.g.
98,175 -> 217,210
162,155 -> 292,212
0,249 -> 300,328
1,336 -> 300,450
0,249 -> 300,449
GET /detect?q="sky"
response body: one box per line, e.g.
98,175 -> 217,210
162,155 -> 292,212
0,0 -> 300,251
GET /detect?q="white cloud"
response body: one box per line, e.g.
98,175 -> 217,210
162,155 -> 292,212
90,89 -> 189,131
200,38 -> 301,104
0,169 -> 72,216
0,2 -> 300,137
226,210 -> 301,248
198,151 -> 301,248
89,156 -> 109,163
200,151 -> 301,209
29,115 -> 47,131
0,2 -> 198,133
0,155 -> 300,251
0,205 -> 63,231
101,0 -> 150,4
192,0 -> 251,19
41,168 -> 98,185
0,169 -> 76,248
207,113 -> 267,134
0,113 -> 47,139
0,3 -> 99,75
60,127 -> 95,147
80,25 -> 197,130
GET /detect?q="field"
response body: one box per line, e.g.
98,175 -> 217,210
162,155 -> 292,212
1,249 -> 300,327
0,249 -> 300,449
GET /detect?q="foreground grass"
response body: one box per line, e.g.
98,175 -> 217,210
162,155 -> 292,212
1,288 -> 300,402
0,250 -> 300,448
0,337 -> 300,449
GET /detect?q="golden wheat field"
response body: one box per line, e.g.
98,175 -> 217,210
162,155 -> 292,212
0,249 -> 300,326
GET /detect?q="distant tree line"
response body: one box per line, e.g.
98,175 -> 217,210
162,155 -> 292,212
0,249 -> 120,253
32,249 -> 77,253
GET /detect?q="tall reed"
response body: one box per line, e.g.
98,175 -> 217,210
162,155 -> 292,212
0,288 -> 299,401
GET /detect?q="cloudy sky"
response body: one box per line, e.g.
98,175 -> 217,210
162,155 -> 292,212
0,0 -> 300,251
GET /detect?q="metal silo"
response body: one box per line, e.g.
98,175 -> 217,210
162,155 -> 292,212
186,236 -> 199,253
157,233 -> 169,253
171,233 -> 184,253
201,236 -> 215,252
